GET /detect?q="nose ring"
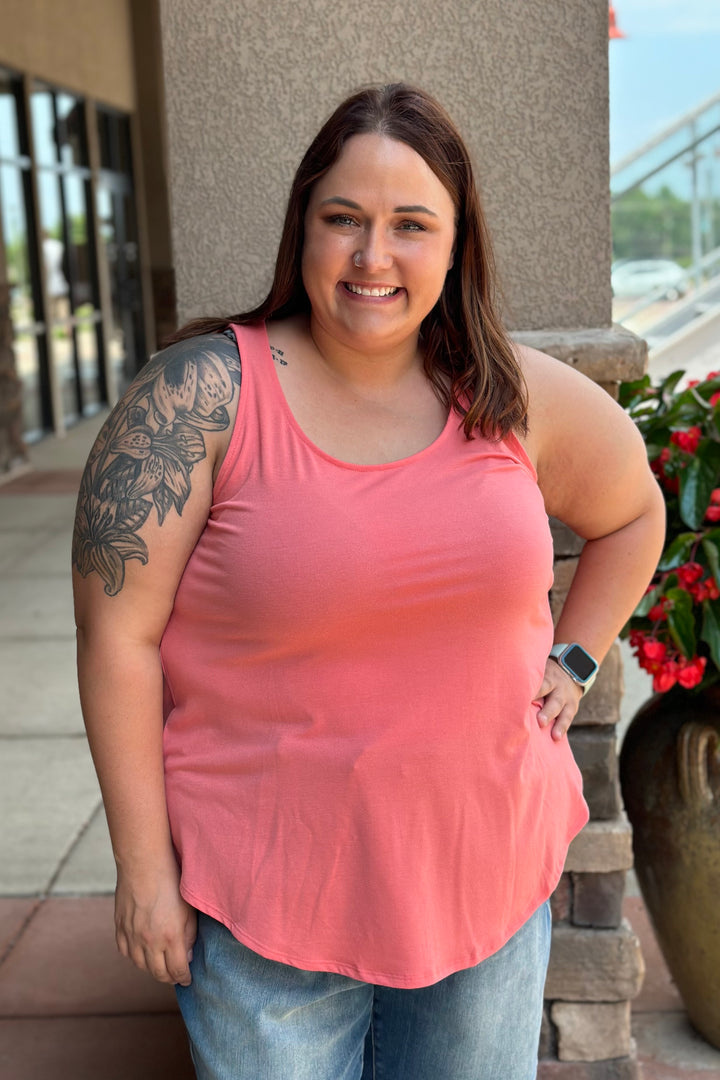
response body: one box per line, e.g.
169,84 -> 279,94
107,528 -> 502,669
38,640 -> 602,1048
353,251 -> 362,268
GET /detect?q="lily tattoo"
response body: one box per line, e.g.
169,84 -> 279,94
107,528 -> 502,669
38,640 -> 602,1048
72,335 -> 240,596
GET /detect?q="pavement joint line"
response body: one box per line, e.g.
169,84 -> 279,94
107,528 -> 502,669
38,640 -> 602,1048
0,897 -> 43,969
0,576 -> 73,586
0,462 -> 33,487
0,733 -> 87,741
0,572 -> 71,578
0,526 -> 69,537
0,799 -> 104,903
0,630 -> 76,639
0,574 -> 72,581
0,527 -> 73,534
42,800 -> 105,900
47,889 -> 115,898
0,1010 -> 183,1020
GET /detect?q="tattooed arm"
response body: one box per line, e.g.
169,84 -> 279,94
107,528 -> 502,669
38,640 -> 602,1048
72,332 -> 241,985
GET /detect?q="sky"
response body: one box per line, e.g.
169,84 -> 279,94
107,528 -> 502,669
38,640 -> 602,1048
609,0 -> 720,164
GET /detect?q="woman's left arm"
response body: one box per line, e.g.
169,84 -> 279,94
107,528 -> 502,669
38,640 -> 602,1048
520,346 -> 666,739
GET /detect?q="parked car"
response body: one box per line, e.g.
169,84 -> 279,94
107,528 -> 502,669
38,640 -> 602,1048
611,259 -> 688,301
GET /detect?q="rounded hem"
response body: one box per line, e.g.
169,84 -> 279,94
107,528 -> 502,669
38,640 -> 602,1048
178,829 -> 580,990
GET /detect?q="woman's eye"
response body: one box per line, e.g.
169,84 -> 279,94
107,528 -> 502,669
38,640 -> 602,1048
327,214 -> 357,227
398,220 -> 426,232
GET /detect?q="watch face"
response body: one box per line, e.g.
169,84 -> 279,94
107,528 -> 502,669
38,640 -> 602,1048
563,645 -> 597,682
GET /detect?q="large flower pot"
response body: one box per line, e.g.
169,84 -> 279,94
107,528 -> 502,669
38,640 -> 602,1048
619,686 -> 720,1047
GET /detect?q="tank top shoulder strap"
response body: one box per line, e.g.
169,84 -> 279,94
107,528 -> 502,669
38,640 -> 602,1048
499,429 -> 538,483
212,321 -> 269,500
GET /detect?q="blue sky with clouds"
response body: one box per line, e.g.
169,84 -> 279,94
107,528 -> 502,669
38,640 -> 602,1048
609,0 -> 720,162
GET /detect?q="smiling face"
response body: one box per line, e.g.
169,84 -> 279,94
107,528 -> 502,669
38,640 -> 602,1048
301,133 -> 457,357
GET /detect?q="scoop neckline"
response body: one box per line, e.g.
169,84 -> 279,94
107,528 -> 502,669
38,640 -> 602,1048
260,324 -> 456,472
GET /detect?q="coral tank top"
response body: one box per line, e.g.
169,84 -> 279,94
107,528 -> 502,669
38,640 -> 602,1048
161,321 -> 588,988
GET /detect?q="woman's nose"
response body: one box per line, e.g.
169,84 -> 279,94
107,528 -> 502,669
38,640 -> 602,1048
355,227 -> 393,272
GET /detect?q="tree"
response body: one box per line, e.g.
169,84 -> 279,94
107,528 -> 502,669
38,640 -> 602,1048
612,186 -> 694,262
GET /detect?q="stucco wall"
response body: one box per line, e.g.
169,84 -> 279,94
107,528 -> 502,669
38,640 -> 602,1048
0,0 -> 135,110
159,0 -> 611,331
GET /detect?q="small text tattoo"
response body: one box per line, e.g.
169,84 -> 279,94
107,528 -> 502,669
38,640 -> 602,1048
270,345 -> 287,366
72,336 -> 241,597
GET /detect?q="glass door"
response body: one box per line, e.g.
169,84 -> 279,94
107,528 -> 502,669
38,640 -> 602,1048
31,83 -> 105,424
0,69 -> 52,438
96,108 -> 146,395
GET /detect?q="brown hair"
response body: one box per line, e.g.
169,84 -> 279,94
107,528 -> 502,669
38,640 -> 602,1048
164,83 -> 527,438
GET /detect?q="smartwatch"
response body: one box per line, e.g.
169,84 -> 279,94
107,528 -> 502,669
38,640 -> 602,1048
549,643 -> 599,694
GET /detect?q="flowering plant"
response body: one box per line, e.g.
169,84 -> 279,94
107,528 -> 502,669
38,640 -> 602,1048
620,368 -> 720,693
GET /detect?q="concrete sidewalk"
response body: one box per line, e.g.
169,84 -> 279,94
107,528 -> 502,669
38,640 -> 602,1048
0,412 -> 194,1077
0,412 -> 719,1078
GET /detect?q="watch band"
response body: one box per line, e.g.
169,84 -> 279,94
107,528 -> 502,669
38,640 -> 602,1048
549,643 -> 599,694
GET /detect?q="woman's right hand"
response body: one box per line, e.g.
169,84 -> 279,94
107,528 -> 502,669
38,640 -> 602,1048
72,335 -> 241,991
115,866 -> 197,986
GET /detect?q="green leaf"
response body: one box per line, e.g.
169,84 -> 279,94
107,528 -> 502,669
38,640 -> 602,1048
660,370 -> 686,400
701,601 -> 720,669
666,587 -> 696,658
679,442 -> 720,529
658,532 -> 697,571
619,380 -> 652,411
702,539 -> 720,583
635,583 -> 666,617
685,383 -> 713,410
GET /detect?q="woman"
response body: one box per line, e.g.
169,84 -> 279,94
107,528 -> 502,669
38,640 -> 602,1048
73,84 -> 665,1079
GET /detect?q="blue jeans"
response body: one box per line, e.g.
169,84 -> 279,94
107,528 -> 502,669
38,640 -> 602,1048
176,901 -> 551,1080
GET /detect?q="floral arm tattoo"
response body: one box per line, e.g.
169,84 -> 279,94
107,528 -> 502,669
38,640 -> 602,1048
72,333 -> 241,597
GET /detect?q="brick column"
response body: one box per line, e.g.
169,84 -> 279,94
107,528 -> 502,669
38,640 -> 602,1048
513,327 -> 647,1079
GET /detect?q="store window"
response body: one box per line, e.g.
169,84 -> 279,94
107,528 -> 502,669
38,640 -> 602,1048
31,82 -> 105,425
96,107 -> 145,392
0,70 -> 51,437
0,69 -> 146,438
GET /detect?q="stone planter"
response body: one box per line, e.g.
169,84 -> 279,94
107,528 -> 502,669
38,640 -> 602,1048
619,685 -> 720,1048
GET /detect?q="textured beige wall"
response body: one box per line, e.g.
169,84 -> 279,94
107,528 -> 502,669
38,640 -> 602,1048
0,0 -> 135,110
160,0 -> 611,331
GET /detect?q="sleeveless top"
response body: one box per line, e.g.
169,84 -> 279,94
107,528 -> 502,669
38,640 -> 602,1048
161,321 -> 588,989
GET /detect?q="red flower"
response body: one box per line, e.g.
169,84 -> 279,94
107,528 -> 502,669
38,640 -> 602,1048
642,639 -> 667,663
711,489 -> 720,505
676,562 -> 704,587
705,506 -> 720,522
710,392 -> 720,408
690,577 -> 720,603
676,657 -> 707,689
653,662 -> 679,693
651,448 -> 679,494
670,427 -> 702,454
651,448 -> 672,475
632,633 -> 671,676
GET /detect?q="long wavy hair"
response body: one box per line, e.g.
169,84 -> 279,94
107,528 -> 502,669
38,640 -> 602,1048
164,83 -> 527,438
